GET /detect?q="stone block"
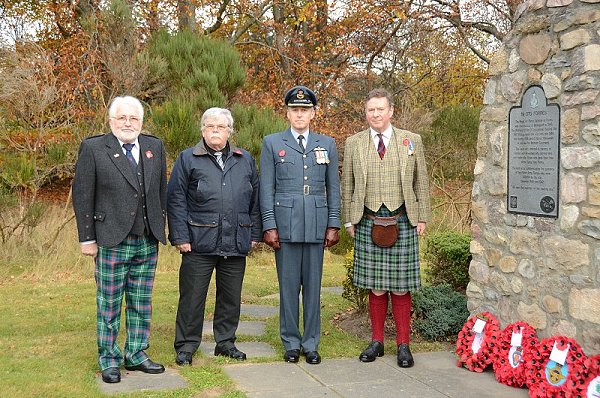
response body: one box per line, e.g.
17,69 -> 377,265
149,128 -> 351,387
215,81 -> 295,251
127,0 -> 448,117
518,258 -> 536,279
511,277 -> 523,293
499,256 -> 517,273
519,33 -> 553,65
488,48 -> 508,76
581,206 -> 600,218
561,172 -> 586,203
582,105 -> 600,120
509,229 -> 540,255
551,320 -> 577,337
517,302 -> 547,329
569,288 -> 600,323
547,0 -> 573,6
561,146 -> 600,169
542,295 -> 563,314
584,44 -> 600,71
560,205 -> 579,230
561,108 -> 580,144
560,28 -> 591,50
562,89 -> 599,106
578,219 -> 600,239
541,73 -> 562,99
583,121 -> 600,145
542,235 -> 590,270
469,260 -> 490,284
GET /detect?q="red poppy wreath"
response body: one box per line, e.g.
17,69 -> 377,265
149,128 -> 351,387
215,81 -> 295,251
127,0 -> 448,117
526,335 -> 587,398
492,321 -> 539,388
576,354 -> 600,398
455,312 -> 500,372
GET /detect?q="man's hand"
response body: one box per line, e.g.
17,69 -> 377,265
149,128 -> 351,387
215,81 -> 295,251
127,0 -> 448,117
176,243 -> 192,253
263,229 -> 280,250
416,222 -> 426,236
345,225 -> 355,238
81,242 -> 98,258
324,227 -> 340,247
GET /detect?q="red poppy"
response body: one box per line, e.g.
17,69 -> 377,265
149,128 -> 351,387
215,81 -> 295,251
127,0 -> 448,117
492,321 -> 538,388
403,138 -> 409,146
455,312 -> 500,372
278,150 -> 286,157
525,336 -> 586,398
145,150 -> 153,159
576,354 -> 600,398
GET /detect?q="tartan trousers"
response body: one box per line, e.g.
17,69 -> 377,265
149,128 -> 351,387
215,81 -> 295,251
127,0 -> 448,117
95,235 -> 158,370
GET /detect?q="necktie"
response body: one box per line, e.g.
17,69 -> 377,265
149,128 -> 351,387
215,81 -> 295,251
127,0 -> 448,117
377,133 -> 386,159
298,135 -> 305,153
122,143 -> 137,168
215,151 -> 224,169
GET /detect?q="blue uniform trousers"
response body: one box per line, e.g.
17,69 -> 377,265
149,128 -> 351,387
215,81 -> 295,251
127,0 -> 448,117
275,242 -> 324,352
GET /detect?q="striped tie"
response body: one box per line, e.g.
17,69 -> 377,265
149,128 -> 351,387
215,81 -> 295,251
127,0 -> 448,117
122,143 -> 137,168
377,133 -> 386,159
215,151 -> 224,169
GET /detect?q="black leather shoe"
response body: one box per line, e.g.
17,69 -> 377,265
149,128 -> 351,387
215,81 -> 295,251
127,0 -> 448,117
125,359 -> 165,374
214,345 -> 247,360
283,349 -> 300,363
359,340 -> 384,362
397,343 -> 414,368
176,351 -> 192,366
101,367 -> 121,383
303,350 -> 321,365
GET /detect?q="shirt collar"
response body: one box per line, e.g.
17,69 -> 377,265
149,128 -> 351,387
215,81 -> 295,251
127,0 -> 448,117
116,137 -> 140,149
291,129 -> 310,142
370,126 -> 392,139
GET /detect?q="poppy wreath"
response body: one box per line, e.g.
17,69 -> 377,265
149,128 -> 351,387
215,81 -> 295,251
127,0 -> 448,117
576,354 -> 600,398
492,321 -> 539,388
525,335 -> 587,398
455,311 -> 500,372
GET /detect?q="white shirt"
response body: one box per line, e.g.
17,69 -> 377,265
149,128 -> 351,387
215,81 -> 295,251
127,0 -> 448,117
291,129 -> 310,148
370,126 -> 392,150
117,137 -> 140,164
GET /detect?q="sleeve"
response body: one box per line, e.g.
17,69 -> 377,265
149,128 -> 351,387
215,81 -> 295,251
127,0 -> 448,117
248,153 -> 263,241
159,140 -> 168,218
259,136 -> 277,231
325,138 -> 342,229
72,140 -> 97,243
412,134 -> 432,222
166,152 -> 191,245
341,136 -> 355,225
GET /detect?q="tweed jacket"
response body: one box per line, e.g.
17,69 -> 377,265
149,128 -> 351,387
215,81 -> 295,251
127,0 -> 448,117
72,133 -> 167,247
341,126 -> 431,227
260,129 -> 341,243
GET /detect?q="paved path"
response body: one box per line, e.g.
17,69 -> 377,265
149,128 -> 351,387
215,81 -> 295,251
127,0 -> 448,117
223,351 -> 530,398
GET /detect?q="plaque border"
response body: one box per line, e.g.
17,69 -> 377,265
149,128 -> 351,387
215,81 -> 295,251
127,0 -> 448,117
507,85 -> 561,218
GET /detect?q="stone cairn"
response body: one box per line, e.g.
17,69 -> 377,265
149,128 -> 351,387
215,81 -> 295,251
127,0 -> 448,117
469,0 -> 600,355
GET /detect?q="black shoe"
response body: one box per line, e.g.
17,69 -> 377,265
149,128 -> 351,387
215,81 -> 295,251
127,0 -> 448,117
283,349 -> 300,363
397,343 -> 414,368
214,345 -> 247,360
303,350 -> 321,365
359,340 -> 384,362
125,359 -> 165,374
176,351 -> 192,366
101,367 -> 121,383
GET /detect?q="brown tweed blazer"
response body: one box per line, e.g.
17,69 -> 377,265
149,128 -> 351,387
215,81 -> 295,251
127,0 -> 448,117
341,126 -> 432,227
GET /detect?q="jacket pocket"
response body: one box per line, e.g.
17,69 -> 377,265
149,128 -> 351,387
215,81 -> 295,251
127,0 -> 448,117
274,197 -> 293,240
188,213 -> 219,252
315,196 -> 328,240
236,213 -> 253,254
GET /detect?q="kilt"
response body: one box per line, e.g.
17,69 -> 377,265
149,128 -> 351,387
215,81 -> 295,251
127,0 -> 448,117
353,206 -> 421,291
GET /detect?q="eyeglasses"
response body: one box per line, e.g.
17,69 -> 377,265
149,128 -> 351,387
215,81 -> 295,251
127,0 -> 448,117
113,115 -> 141,124
203,124 -> 230,131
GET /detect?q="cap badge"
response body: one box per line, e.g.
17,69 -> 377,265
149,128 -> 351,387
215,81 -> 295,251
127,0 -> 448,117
296,90 -> 305,99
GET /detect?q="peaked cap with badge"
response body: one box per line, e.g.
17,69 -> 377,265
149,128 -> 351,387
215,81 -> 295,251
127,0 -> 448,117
284,86 -> 317,108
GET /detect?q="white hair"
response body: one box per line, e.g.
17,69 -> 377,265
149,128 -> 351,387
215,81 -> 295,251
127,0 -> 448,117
108,96 -> 144,120
200,107 -> 234,134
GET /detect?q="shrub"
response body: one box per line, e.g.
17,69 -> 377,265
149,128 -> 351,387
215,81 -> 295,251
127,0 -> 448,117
341,248 -> 368,312
412,284 -> 468,341
423,230 -> 471,291
327,225 -> 353,256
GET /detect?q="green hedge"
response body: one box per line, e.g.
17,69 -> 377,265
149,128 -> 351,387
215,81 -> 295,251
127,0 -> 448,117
423,231 -> 471,291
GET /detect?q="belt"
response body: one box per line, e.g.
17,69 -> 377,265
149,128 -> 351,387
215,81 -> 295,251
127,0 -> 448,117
364,207 -> 406,221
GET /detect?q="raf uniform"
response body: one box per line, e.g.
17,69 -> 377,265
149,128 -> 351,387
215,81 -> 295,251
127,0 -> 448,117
260,86 -> 341,364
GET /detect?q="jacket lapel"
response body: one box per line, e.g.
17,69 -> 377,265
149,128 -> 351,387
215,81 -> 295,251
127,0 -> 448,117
393,127 -> 409,177
139,135 -> 157,194
282,129 -> 303,154
105,133 -> 138,189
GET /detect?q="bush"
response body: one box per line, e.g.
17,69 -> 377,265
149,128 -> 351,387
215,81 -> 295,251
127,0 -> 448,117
412,284 -> 468,341
423,230 -> 471,291
327,225 -> 353,256
341,249 -> 368,312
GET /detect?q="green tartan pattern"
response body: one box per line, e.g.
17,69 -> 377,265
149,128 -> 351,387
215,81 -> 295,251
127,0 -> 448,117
95,235 -> 158,370
353,207 -> 421,292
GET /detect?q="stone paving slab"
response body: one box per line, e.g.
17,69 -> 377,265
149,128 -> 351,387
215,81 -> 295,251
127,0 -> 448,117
199,341 -> 277,359
224,351 -> 530,398
202,320 -> 265,337
241,303 -> 278,318
97,368 -> 188,395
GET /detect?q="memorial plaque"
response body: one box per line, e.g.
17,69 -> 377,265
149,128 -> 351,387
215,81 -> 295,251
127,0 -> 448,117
508,85 -> 560,217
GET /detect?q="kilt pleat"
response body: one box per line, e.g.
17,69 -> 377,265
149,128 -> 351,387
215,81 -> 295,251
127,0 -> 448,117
353,206 -> 421,291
